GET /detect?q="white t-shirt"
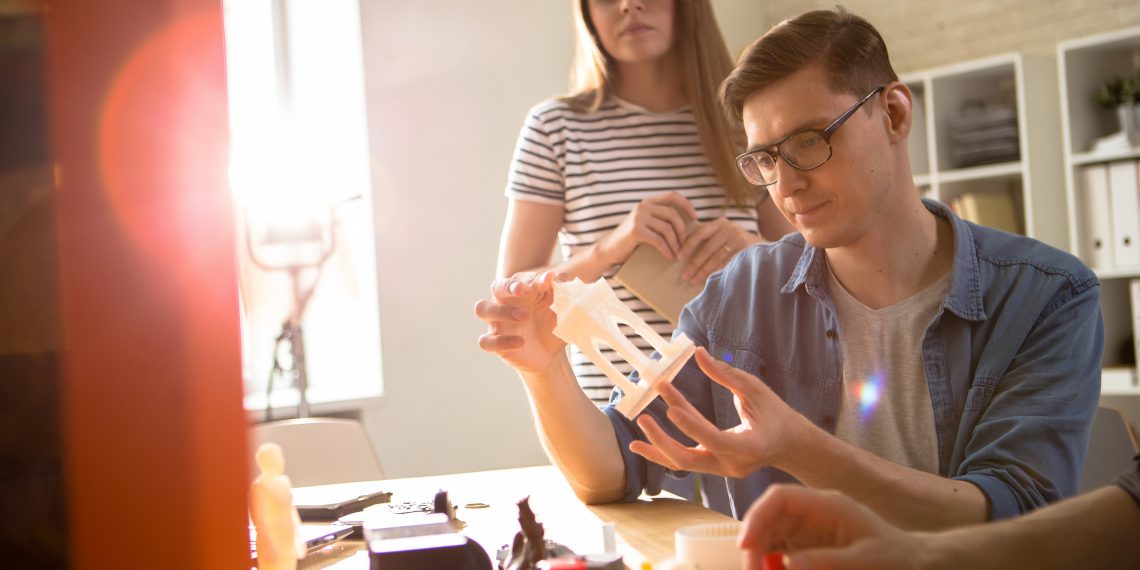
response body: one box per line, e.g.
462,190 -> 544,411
506,96 -> 758,403
828,263 -> 948,474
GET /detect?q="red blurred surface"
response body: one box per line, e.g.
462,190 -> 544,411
45,0 -> 249,567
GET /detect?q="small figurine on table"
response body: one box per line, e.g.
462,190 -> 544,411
503,496 -> 546,570
250,443 -> 305,570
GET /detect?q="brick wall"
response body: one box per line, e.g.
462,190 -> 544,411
760,0 -> 1140,74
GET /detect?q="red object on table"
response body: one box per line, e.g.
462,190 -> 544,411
763,551 -> 786,570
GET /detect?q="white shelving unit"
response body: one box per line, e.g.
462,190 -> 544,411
902,52 -> 1068,250
1058,26 -> 1140,396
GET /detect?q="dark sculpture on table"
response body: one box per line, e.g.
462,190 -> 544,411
503,497 -> 546,570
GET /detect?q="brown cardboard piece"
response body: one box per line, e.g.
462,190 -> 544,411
612,216 -> 704,326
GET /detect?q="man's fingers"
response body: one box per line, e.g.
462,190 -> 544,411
654,380 -> 699,413
632,415 -> 716,472
695,347 -> 759,398
655,382 -> 726,445
628,417 -> 680,470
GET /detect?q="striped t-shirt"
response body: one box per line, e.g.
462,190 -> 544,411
505,96 -> 759,403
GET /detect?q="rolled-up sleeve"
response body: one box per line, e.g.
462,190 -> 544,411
601,276 -> 723,502
954,279 -> 1102,520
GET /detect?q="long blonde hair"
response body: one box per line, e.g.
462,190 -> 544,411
563,0 -> 751,206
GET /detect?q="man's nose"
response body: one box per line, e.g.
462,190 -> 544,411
770,158 -> 806,199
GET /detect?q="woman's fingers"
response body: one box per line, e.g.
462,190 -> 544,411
643,216 -> 683,258
473,299 -> 526,324
650,202 -> 691,251
477,332 -> 524,353
683,238 -> 734,282
651,191 -> 698,220
677,221 -> 719,261
678,219 -> 747,282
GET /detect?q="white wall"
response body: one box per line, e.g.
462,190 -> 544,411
356,1 -> 765,478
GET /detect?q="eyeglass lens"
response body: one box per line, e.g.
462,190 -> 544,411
739,131 -> 831,186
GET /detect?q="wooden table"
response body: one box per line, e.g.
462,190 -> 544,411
293,465 -> 736,569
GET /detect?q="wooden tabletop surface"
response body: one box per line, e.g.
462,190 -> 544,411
291,464 -> 736,569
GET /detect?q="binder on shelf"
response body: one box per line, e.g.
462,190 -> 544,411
1109,160 -> 1140,269
950,190 -> 1022,235
1078,164 -> 1113,270
1101,367 -> 1139,395
1131,278 -> 1140,389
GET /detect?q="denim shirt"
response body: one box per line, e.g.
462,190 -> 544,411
604,199 -> 1103,521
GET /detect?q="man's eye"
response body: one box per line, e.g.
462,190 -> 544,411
795,134 -> 821,149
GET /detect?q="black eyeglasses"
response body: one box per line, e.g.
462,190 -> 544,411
735,86 -> 885,187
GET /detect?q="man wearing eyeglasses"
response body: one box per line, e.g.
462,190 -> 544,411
475,7 -> 1101,531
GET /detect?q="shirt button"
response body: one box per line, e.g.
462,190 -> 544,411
822,415 -> 834,426
825,329 -> 837,340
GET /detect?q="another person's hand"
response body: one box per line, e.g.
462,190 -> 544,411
475,271 -> 567,375
594,192 -> 698,266
739,485 -> 930,570
628,347 -> 815,478
678,217 -> 755,283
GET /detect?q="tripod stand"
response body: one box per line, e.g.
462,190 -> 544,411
246,214 -> 336,420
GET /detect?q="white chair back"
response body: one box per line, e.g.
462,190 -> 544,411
1079,406 -> 1137,493
250,417 -> 384,487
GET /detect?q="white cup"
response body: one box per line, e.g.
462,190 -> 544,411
674,522 -> 742,570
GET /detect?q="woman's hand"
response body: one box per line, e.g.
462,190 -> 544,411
475,272 -> 567,376
678,217 -> 755,283
739,485 -> 926,570
593,192 -> 698,266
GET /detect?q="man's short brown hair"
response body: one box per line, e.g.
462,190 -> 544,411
719,6 -> 898,122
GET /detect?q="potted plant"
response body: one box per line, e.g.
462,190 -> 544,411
1093,70 -> 1140,145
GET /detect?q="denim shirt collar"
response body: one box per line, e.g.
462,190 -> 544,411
779,198 -> 986,322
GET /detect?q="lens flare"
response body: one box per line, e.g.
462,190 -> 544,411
97,9 -> 229,266
854,372 -> 882,419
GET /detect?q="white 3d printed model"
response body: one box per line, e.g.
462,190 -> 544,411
551,278 -> 695,419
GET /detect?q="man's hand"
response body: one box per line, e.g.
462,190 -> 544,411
475,271 -> 567,375
628,347 -> 815,478
739,485 -> 930,570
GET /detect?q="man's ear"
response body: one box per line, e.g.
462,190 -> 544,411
883,82 -> 912,143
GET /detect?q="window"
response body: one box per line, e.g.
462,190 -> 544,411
223,0 -> 382,414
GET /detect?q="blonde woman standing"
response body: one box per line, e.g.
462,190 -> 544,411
498,0 -> 790,403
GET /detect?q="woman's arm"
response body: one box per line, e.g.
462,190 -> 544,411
740,483 -> 1140,570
